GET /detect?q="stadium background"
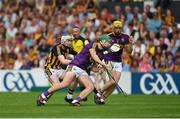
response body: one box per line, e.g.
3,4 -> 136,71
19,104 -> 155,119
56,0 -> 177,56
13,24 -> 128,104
0,0 -> 180,118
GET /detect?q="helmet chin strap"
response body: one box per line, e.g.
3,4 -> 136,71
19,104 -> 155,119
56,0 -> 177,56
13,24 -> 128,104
63,44 -> 70,49
99,42 -> 108,50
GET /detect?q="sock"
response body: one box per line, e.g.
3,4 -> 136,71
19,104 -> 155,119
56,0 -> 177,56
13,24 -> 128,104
44,91 -> 50,97
67,89 -> 74,99
67,93 -> 73,99
41,90 -> 49,99
76,96 -> 81,102
96,90 -> 103,98
47,92 -> 54,100
72,96 -> 81,104
93,88 -> 98,94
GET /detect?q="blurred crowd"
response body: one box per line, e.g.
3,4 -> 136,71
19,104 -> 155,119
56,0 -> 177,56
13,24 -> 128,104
0,0 -> 179,72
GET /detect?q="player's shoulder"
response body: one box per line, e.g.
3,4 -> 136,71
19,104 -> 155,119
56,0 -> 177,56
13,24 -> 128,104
78,35 -> 86,40
51,44 -> 61,51
88,41 -> 96,49
108,32 -> 113,36
121,32 -> 130,38
53,43 -> 62,49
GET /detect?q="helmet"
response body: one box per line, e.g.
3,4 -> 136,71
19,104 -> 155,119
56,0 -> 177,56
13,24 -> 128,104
99,35 -> 112,42
113,21 -> 123,28
61,35 -> 73,44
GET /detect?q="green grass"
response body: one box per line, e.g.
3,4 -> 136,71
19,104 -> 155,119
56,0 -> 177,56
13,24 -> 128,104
0,92 -> 180,118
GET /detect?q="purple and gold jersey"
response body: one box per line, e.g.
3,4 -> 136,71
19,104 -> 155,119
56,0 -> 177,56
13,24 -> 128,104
70,41 -> 104,70
104,32 -> 130,62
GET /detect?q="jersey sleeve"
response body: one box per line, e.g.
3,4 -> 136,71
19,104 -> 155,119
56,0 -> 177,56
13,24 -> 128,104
54,45 -> 61,56
84,40 -> 89,45
122,34 -> 130,44
69,48 -> 77,56
89,42 -> 97,51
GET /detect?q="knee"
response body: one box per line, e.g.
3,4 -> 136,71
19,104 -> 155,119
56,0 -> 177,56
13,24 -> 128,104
60,82 -> 69,88
51,81 -> 59,86
90,84 -> 94,92
50,76 -> 60,85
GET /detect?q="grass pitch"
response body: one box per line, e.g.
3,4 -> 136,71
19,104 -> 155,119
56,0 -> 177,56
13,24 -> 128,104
0,92 -> 180,118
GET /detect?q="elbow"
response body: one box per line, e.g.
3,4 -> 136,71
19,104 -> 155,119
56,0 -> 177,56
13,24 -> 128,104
61,60 -> 69,65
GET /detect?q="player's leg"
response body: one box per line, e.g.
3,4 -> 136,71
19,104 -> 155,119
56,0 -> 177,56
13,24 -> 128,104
94,72 -> 100,90
72,74 -> 94,106
47,69 -> 67,100
64,79 -> 78,103
102,83 -> 116,100
101,67 -> 107,84
102,70 -> 120,92
47,71 -> 75,93
65,66 -> 92,103
91,65 -> 100,91
95,62 -> 122,104
94,70 -> 121,104
37,71 -> 75,105
37,68 -> 62,106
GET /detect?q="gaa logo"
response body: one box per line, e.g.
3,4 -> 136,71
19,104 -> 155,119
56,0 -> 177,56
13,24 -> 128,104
3,72 -> 36,91
140,73 -> 178,94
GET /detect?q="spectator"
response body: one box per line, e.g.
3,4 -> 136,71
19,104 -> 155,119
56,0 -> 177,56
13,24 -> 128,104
159,54 -> 169,72
130,58 -> 139,72
124,5 -> 133,24
122,49 -> 131,71
133,6 -> 142,22
13,53 -> 24,69
139,52 -> 153,72
152,61 -> 160,73
146,11 -> 162,33
114,5 -> 122,20
166,52 -> 175,71
165,9 -> 175,26
174,50 -> 180,72
0,0 -> 179,73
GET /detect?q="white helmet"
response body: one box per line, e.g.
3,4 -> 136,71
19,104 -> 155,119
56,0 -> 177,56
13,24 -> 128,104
61,35 -> 73,44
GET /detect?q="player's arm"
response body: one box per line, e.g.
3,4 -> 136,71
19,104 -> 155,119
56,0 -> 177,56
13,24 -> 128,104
58,55 -> 71,65
89,49 -> 106,67
55,45 -> 72,65
89,43 -> 106,67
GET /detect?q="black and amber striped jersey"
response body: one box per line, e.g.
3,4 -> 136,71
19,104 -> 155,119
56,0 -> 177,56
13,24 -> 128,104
44,44 -> 77,69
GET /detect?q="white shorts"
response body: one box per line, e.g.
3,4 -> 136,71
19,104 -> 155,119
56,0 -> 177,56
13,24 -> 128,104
68,65 -> 88,78
108,61 -> 122,73
45,68 -> 66,79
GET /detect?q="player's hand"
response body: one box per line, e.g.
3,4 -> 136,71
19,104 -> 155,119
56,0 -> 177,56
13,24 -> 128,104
101,63 -> 109,71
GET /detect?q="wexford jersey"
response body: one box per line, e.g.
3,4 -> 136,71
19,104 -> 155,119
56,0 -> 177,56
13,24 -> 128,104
104,32 -> 130,62
70,41 -> 104,70
44,44 -> 77,69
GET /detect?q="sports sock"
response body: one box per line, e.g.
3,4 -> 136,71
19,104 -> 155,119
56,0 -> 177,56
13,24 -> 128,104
72,96 -> 81,103
93,88 -> 98,94
44,91 -> 49,97
67,89 -> 74,99
41,91 -> 49,99
76,96 -> 81,102
96,90 -> 103,97
67,93 -> 73,99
